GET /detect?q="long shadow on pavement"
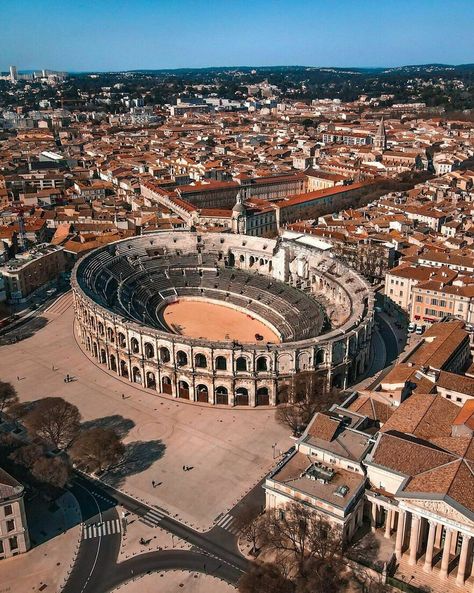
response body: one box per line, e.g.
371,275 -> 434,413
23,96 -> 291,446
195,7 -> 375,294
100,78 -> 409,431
102,440 -> 166,488
80,414 -> 135,438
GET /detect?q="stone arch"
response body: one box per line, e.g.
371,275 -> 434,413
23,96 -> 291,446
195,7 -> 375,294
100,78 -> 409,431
235,387 -> 249,406
162,375 -> 172,394
130,337 -> 140,354
196,384 -> 209,403
118,332 -> 126,348
315,349 -> 325,365
256,387 -> 270,406
107,327 -> 115,342
144,342 -> 155,359
98,321 -> 104,336
297,351 -> 311,371
160,346 -> 170,363
120,359 -> 129,378
132,366 -> 142,383
215,386 -> 228,405
92,342 -> 98,358
176,350 -> 188,367
178,380 -> 190,399
256,356 -> 269,372
236,356 -> 248,372
215,356 -> 227,371
110,353 -> 117,372
100,348 -> 107,364
195,353 -> 207,368
146,371 -> 156,389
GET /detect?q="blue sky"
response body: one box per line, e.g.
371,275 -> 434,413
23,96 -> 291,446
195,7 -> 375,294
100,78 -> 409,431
1,0 -> 473,72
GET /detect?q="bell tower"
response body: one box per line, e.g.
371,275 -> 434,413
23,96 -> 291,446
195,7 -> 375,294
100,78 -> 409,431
374,117 -> 387,151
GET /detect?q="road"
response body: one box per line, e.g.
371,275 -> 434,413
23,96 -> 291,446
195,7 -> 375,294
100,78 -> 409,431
62,473 -> 248,592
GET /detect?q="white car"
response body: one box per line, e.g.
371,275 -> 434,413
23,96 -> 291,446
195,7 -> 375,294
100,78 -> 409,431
408,322 -> 416,333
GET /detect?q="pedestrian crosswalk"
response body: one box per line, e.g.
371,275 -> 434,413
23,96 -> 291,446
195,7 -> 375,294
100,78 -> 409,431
215,513 -> 240,535
83,519 -> 121,540
139,507 -> 166,528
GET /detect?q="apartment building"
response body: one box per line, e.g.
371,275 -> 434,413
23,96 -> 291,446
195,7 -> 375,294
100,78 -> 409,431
0,468 -> 29,559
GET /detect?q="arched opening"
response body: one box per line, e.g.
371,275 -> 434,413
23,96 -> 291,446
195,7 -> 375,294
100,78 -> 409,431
120,360 -> 129,378
86,336 -> 91,351
110,354 -> 117,372
144,342 -> 155,359
215,386 -> 228,405
100,348 -> 107,364
178,380 -> 190,399
146,371 -> 156,389
196,384 -> 209,403
92,342 -> 98,358
215,356 -> 227,371
249,255 -> 255,267
332,374 -> 343,389
236,357 -> 248,372
239,255 -> 245,263
259,258 -> 264,266
195,353 -> 207,369
228,253 -> 235,267
256,387 -> 270,406
315,350 -> 325,365
256,357 -> 268,372
235,387 -> 249,406
130,337 -> 140,354
98,322 -> 104,336
118,332 -> 126,348
90,317 -> 96,329
160,346 -> 170,363
176,351 -> 188,367
132,366 -> 142,384
162,376 -> 172,395
107,327 -> 114,342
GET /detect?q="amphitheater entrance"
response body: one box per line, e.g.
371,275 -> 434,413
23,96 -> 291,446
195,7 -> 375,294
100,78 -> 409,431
256,387 -> 270,406
120,360 -> 129,378
216,386 -> 228,405
162,376 -> 172,395
146,371 -> 156,389
110,354 -> 117,372
196,384 -> 209,403
235,387 -> 249,406
162,299 -> 280,344
178,380 -> 190,399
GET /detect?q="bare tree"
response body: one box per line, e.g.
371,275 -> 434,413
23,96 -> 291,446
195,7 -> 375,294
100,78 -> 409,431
9,442 -> 46,469
260,504 -> 343,578
0,381 -> 18,412
235,503 -> 265,556
70,427 -> 125,473
31,456 -> 71,488
24,397 -> 81,450
238,562 -> 295,593
276,372 -> 340,436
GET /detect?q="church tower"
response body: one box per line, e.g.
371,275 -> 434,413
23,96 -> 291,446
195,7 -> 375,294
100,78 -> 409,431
374,117 -> 387,150
231,190 -> 247,234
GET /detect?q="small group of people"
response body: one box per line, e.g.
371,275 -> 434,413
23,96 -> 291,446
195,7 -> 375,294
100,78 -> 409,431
182,465 -> 192,471
63,374 -> 72,383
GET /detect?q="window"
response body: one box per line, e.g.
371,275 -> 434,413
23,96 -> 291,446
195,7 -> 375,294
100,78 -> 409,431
0,540 -> 3,554
6,519 -> 15,532
9,536 -> 18,551
416,296 -> 423,302
4,505 -> 12,517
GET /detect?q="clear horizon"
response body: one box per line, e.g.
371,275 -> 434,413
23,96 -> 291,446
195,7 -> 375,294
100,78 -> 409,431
1,0 -> 474,72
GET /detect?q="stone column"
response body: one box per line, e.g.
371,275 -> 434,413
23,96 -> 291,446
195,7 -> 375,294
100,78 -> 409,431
384,509 -> 393,539
456,534 -> 470,586
423,520 -> 437,573
440,528 -> 453,579
395,510 -> 406,561
409,514 -> 421,566
371,502 -> 378,532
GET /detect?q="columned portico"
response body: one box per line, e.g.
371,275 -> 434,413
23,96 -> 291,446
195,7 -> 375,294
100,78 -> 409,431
423,520 -> 437,573
409,515 -> 421,566
456,534 -> 471,586
440,528 -> 453,579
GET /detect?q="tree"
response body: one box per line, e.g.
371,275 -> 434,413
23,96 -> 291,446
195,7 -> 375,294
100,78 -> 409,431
70,427 -> 125,473
24,397 -> 81,450
235,503 -> 265,556
276,372 -> 340,436
31,456 -> 71,488
238,562 -> 295,593
9,442 -> 46,469
295,557 -> 347,593
0,381 -> 18,412
260,504 -> 343,578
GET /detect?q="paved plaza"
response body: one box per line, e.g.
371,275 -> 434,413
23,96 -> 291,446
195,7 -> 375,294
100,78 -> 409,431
0,294 -> 291,531
112,571 -> 236,593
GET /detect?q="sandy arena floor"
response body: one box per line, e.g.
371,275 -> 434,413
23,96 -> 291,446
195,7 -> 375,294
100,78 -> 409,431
163,299 -> 280,343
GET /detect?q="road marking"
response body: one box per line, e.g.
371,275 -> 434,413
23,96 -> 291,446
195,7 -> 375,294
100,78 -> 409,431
83,519 -> 121,540
139,507 -> 166,528
216,513 -> 240,534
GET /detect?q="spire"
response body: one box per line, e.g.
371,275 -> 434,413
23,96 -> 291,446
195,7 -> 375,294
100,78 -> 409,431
374,117 -> 387,150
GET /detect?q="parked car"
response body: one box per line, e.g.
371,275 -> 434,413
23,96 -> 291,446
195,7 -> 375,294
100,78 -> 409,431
408,322 -> 416,333
415,325 -> 425,335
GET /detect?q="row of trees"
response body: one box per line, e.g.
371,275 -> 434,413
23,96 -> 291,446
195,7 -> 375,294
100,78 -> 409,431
0,380 -> 124,490
237,503 -> 388,593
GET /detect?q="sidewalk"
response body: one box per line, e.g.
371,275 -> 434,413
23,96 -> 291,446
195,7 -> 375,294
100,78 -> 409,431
0,491 -> 82,593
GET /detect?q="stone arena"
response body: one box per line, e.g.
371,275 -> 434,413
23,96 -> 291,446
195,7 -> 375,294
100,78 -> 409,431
72,230 -> 375,406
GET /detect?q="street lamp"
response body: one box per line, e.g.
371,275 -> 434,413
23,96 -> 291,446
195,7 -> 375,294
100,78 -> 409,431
272,442 -> 277,459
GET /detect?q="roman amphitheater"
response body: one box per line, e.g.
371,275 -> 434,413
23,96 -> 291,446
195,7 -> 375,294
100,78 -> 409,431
72,231 -> 374,406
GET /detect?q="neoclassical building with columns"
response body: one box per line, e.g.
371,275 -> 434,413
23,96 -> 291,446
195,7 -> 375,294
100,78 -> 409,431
72,230 -> 374,406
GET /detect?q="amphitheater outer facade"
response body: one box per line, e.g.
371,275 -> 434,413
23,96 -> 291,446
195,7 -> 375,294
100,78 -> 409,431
72,231 -> 375,407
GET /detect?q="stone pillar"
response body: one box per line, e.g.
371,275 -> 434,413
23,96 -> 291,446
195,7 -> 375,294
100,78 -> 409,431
384,509 -> 393,539
395,510 -> 406,561
456,534 -> 470,586
409,515 -> 421,566
440,528 -> 453,579
423,520 -> 437,573
371,502 -> 378,532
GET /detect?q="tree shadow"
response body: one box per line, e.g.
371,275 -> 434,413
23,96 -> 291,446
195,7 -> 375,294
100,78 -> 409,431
0,316 -> 49,345
80,415 -> 135,438
346,524 -> 384,570
101,440 -> 166,488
